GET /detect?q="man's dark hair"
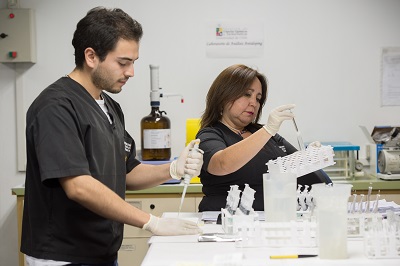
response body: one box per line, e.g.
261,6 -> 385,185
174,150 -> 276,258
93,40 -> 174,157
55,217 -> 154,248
72,7 -> 143,68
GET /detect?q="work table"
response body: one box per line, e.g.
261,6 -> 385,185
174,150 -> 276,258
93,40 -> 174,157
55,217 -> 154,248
11,175 -> 400,266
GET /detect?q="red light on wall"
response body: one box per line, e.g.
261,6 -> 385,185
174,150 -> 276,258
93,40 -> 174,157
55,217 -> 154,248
9,51 -> 17,58
9,13 -> 15,19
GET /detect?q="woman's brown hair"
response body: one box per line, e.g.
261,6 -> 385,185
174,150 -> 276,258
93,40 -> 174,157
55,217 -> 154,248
200,64 -> 268,129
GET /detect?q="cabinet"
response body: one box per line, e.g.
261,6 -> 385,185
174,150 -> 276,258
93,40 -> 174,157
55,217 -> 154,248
118,194 -> 202,266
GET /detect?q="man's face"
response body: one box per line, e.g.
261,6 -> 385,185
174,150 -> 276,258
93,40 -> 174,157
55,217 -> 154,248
92,39 -> 139,94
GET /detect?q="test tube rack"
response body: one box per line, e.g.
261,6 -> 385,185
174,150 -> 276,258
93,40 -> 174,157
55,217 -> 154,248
221,208 -> 317,248
267,145 -> 335,177
297,210 -> 383,239
221,207 -> 259,235
347,212 -> 383,238
363,211 -> 400,259
236,220 -> 317,248
256,220 -> 317,248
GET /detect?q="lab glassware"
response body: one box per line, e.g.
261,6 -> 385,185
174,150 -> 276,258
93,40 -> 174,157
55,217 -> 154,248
141,65 -> 172,161
290,110 -> 306,151
263,172 -> 297,222
312,183 -> 352,259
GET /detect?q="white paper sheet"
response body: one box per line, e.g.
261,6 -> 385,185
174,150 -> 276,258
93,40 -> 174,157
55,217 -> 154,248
381,47 -> 400,106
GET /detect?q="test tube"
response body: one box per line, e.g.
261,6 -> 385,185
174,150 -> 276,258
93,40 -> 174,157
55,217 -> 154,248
358,194 -> 364,213
350,194 -> 357,214
372,191 -> 380,213
366,185 -> 372,213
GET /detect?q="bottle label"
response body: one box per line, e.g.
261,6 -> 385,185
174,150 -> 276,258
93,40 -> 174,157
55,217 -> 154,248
143,129 -> 171,149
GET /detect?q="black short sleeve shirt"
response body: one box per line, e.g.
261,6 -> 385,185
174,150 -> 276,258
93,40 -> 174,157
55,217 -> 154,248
21,77 -> 140,263
196,122 -> 329,212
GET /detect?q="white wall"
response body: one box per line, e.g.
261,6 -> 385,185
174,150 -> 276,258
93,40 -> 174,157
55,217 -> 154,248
1,0 -> 399,265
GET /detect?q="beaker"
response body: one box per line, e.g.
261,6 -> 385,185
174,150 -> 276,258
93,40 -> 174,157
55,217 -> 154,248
263,172 -> 297,222
312,183 -> 353,259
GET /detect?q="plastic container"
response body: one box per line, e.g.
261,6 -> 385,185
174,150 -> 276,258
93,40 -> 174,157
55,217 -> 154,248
263,172 -> 297,222
312,183 -> 353,259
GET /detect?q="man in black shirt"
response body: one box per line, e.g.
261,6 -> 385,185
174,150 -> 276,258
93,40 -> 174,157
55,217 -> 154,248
21,7 -> 203,265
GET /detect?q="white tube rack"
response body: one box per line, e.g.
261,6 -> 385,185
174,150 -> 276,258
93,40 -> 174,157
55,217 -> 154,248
221,208 -> 259,235
347,212 -> 383,238
221,208 -> 316,248
267,145 -> 335,177
363,211 -> 400,259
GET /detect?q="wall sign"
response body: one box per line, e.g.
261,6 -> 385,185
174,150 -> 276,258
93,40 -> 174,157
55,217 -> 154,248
205,20 -> 264,58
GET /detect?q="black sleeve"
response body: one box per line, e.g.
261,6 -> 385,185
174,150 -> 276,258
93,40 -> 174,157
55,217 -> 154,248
196,127 -> 227,172
124,130 -> 141,173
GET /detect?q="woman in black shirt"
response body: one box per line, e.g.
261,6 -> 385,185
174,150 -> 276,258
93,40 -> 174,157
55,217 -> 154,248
196,64 -> 331,212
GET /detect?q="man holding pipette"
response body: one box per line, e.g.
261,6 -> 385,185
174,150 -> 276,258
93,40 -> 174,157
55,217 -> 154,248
196,64 -> 331,212
21,7 -> 203,266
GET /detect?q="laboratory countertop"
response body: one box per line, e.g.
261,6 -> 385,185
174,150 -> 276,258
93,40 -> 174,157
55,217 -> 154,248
141,212 -> 400,266
10,183 -> 204,196
10,174 -> 400,196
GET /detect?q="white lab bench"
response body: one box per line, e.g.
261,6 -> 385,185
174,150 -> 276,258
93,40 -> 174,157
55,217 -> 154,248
141,213 -> 400,266
11,176 -> 400,266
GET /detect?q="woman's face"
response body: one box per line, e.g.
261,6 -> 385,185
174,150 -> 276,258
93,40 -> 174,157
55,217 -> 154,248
222,78 -> 262,127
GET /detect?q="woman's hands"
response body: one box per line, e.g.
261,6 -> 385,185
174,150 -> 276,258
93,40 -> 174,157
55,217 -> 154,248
263,104 -> 296,136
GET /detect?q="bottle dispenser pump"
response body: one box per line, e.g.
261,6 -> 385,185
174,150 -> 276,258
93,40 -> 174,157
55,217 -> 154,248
140,65 -> 182,161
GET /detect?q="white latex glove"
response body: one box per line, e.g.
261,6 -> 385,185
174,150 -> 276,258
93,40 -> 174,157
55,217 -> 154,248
263,104 -> 296,136
170,139 -> 204,180
308,141 -> 321,148
143,214 -> 203,236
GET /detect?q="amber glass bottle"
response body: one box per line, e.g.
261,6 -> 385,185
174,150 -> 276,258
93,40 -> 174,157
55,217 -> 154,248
140,106 -> 171,160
